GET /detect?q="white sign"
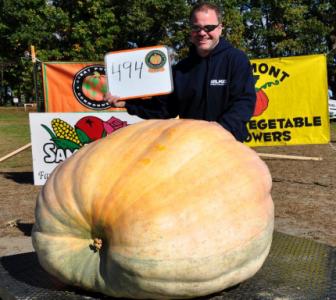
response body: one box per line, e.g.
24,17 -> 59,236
29,112 -> 143,185
104,45 -> 174,99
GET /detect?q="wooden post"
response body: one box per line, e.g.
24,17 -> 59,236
258,152 -> 322,161
0,143 -> 32,163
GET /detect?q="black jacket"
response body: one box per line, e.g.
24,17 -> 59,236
126,38 -> 256,142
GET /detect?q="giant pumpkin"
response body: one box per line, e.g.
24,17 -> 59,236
32,119 -> 274,299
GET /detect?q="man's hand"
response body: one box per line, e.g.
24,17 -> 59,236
104,92 -> 126,108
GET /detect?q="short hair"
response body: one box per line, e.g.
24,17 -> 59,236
190,2 -> 222,24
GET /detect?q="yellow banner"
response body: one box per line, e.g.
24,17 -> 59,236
246,54 -> 330,146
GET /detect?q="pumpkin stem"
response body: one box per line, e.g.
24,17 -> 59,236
91,238 -> 103,252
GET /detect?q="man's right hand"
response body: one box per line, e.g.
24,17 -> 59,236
104,92 -> 126,108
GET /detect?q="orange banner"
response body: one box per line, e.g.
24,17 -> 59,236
42,62 -> 124,112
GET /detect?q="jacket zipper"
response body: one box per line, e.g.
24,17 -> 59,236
205,56 -> 211,118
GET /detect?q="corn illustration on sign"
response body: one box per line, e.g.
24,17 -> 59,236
29,112 -> 143,185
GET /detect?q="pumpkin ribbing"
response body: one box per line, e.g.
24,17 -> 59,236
32,119 -> 274,299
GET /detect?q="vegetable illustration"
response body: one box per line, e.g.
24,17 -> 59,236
75,116 -> 106,144
42,118 -> 82,150
103,116 -> 128,134
150,54 -> 162,65
253,89 -> 269,116
82,72 -> 107,101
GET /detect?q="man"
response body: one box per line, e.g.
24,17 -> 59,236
106,2 -> 256,142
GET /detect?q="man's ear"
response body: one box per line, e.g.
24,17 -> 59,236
219,23 -> 223,35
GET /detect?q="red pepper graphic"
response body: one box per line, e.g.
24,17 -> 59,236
253,89 -> 269,116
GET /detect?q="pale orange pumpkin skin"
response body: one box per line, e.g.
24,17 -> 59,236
32,119 -> 274,299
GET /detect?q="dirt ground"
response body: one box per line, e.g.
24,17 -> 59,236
0,128 -> 336,256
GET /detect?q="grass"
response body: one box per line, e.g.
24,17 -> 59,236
0,107 -> 33,169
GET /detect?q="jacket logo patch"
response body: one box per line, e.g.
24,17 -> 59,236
210,79 -> 227,86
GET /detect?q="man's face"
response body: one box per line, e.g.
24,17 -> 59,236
190,9 -> 222,57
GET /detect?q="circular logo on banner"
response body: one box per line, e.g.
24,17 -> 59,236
72,64 -> 111,110
145,50 -> 167,70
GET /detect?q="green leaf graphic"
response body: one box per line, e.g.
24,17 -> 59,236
75,128 -> 92,144
41,124 -> 57,140
52,138 -> 81,150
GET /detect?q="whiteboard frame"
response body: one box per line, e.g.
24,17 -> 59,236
104,45 -> 174,100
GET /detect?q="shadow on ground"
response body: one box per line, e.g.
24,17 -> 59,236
1,172 -> 34,184
16,222 -> 33,236
1,252 -> 113,299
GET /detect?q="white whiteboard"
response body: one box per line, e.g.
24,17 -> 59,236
104,46 -> 174,100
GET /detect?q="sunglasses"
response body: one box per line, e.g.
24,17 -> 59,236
190,24 -> 220,33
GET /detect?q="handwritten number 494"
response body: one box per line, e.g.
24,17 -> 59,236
111,61 -> 144,81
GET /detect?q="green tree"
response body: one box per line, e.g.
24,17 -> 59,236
242,0 -> 331,57
51,0 -> 190,61
50,0 -> 120,60
304,0 -> 336,86
1,0 -> 336,106
0,0 -> 68,104
216,0 -> 247,52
